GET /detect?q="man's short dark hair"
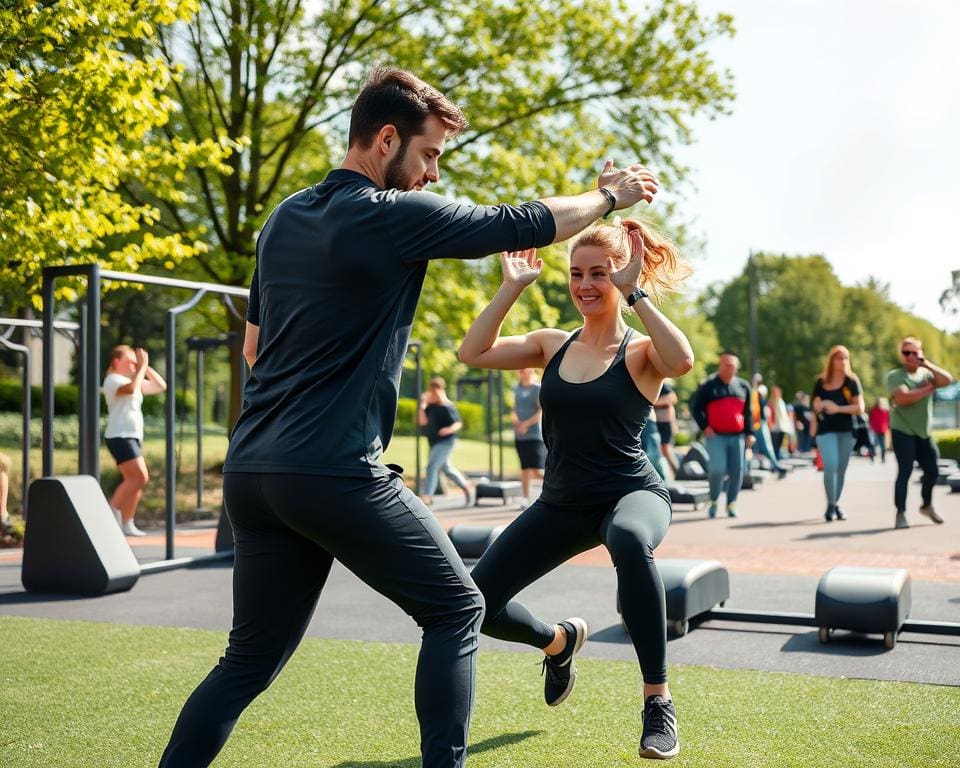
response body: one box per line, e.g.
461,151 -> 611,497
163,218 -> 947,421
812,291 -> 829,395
348,68 -> 468,149
719,350 -> 739,360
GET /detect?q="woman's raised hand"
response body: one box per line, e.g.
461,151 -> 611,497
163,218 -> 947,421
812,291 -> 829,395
500,248 -> 542,289
610,228 -> 645,293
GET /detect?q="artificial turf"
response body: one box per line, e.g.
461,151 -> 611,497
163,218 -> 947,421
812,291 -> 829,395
0,615 -> 956,767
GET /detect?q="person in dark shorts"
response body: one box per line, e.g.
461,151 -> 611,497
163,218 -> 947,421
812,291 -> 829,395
459,216 -> 693,760
102,345 -> 167,537
512,367 -> 546,503
653,379 -> 679,474
158,66 -> 660,768
419,376 -> 471,506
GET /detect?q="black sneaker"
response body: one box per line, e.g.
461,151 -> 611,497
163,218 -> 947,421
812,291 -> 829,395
541,617 -> 588,707
834,506 -> 846,521
640,695 -> 680,759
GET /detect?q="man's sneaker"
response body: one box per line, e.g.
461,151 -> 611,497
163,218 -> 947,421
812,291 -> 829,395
824,504 -> 835,522
919,505 -> 944,524
707,503 -> 717,519
640,695 -> 680,759
122,520 -> 147,537
541,617 -> 588,707
834,506 -> 847,521
726,502 -> 737,518
776,467 -> 788,479
894,512 -> 909,530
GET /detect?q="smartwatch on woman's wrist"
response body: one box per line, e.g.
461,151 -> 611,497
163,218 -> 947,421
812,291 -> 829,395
625,286 -> 649,306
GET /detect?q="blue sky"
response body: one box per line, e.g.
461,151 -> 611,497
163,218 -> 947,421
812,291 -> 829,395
654,0 -> 960,331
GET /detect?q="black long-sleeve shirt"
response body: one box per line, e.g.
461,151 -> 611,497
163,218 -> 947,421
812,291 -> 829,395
226,169 -> 556,476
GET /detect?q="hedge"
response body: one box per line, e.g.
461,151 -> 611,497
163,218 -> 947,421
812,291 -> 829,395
394,398 -> 492,441
0,377 -> 191,417
934,429 -> 960,461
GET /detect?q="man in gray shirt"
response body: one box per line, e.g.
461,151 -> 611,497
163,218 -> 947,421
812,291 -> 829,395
159,67 -> 659,768
512,367 -> 546,502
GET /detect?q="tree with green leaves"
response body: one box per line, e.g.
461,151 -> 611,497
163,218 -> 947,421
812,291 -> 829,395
704,254 -> 960,400
0,0 -> 232,310
138,0 -> 734,422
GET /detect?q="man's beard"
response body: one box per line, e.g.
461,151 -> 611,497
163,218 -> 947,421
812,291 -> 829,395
384,140 -> 414,191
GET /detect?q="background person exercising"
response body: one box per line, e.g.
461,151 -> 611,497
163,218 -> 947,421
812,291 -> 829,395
158,67 -> 660,768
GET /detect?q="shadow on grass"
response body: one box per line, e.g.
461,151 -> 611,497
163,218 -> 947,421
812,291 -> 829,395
330,730 -> 542,768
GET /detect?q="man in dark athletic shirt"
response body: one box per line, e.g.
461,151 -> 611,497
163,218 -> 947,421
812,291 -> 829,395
159,67 -> 660,768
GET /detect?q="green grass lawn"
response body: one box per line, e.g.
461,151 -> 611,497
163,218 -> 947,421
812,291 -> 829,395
0,616 -> 956,767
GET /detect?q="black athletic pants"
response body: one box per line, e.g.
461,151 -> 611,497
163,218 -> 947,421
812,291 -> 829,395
891,429 -> 939,512
470,489 -> 672,684
158,472 -> 484,768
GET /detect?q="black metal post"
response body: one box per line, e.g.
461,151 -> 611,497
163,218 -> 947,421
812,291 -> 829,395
497,370 -> 504,480
41,270 -> 55,476
78,297 -> 88,474
86,265 -> 101,481
408,342 -> 423,494
165,290 -> 207,560
196,347 -> 204,511
486,370 -> 494,478
0,331 -> 30,515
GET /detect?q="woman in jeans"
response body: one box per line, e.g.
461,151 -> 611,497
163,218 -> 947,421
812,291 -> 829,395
419,376 -> 471,506
812,345 -> 864,521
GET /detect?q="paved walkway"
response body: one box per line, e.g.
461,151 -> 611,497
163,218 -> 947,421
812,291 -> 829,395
437,457 -> 960,581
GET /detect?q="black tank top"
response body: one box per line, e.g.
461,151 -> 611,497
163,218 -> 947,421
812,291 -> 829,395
539,328 -> 668,506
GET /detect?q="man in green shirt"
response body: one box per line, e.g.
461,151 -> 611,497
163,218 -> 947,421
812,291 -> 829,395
887,335 -> 954,529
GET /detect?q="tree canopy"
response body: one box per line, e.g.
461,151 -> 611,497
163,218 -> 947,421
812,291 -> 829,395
0,0 -> 232,305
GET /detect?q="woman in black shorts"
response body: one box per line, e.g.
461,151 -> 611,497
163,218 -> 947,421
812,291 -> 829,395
102,345 -> 166,536
459,217 -> 693,760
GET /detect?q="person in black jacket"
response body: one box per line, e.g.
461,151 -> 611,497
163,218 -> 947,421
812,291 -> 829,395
690,353 -> 753,518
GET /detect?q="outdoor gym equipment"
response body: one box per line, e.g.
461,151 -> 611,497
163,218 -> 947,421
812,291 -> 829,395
616,559 -> 960,648
0,317 -> 80,518
447,524 -> 505,559
40,263 -> 247,569
22,476 -> 140,595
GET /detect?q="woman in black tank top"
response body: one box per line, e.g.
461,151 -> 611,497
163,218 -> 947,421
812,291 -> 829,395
459,217 -> 693,760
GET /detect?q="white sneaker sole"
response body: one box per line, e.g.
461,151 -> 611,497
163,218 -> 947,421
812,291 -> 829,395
547,616 -> 589,707
639,740 -> 681,759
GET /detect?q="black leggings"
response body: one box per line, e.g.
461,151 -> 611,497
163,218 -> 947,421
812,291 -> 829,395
891,429 -> 940,512
470,490 -> 672,684
158,472 -> 484,768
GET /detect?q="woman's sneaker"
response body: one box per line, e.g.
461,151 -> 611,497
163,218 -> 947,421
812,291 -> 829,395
640,695 -> 680,759
121,520 -> 147,537
541,617 -> 588,706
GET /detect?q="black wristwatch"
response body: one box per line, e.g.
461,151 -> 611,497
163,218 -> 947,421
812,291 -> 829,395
598,187 -> 617,218
626,287 -> 649,306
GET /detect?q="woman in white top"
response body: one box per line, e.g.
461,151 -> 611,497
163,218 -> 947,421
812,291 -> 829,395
102,345 -> 166,536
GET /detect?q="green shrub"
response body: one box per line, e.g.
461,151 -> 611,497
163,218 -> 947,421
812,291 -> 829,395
934,429 -> 960,460
0,413 -> 79,449
392,397 -> 488,440
674,430 -> 693,447
0,378 -> 79,415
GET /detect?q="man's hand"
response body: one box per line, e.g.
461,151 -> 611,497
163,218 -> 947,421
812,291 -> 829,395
597,159 -> 659,208
703,426 -> 716,437
135,347 -> 149,369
